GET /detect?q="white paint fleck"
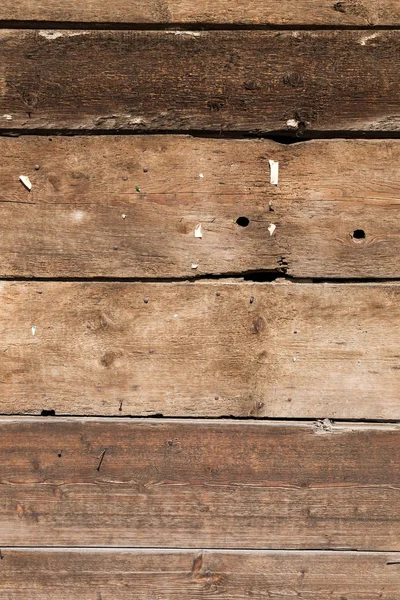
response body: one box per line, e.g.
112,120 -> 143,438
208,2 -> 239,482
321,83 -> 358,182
31,326 -> 36,336
39,30 -> 90,40
122,214 -> 126,219
360,32 -> 379,45
2,114 -> 12,121
293,357 -> 297,362
19,176 -> 32,191
174,314 -> 178,318
194,224 -> 202,238
191,263 -> 199,269
166,31 -> 201,37
268,223 -> 276,236
269,160 -> 279,185
286,119 -> 299,129
199,173 -> 204,179
39,30 -> 63,40
129,117 -> 146,125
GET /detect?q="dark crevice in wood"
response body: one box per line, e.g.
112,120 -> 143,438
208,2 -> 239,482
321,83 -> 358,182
3,413 -> 400,424
1,130 -> 400,143
1,547 -> 399,553
1,21 -> 400,31
1,273 -> 400,283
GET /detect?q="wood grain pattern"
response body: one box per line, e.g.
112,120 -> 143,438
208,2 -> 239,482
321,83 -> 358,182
1,136 -> 400,279
1,549 -> 400,599
1,30 -> 400,133
0,418 -> 399,548
1,0 -> 400,25
1,281 -> 400,419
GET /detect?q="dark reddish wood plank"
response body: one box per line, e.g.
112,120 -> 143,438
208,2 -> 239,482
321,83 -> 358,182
0,418 -> 399,549
1,549 -> 400,599
1,30 -> 400,132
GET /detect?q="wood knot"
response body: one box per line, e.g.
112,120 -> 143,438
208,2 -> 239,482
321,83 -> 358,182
283,73 -> 304,87
100,351 -> 116,368
253,316 -> 266,334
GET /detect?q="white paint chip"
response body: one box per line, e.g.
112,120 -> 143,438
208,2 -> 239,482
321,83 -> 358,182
39,30 -> 63,40
122,214 -> 126,219
269,160 -> 279,185
360,32 -> 379,45
293,357 -> 297,362
166,31 -> 201,37
286,119 -> 299,129
194,224 -> 202,238
2,114 -> 12,121
19,176 -> 32,191
31,326 -> 36,336
191,264 -> 199,269
268,223 -> 276,236
199,173 -> 204,179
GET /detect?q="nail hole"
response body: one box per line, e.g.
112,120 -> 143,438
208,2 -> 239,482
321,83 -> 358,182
236,216 -> 250,227
58,452 -> 62,458
351,229 -> 366,241
41,409 -> 55,416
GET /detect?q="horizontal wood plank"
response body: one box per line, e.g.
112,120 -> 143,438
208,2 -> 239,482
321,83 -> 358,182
1,549 -> 400,599
1,30 -> 400,132
0,418 -> 399,548
1,281 -> 400,419
1,1 -> 400,26
1,137 -> 400,279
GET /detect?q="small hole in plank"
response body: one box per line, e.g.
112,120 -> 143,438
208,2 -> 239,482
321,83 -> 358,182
236,217 -> 250,227
352,229 -> 366,241
41,409 -> 55,416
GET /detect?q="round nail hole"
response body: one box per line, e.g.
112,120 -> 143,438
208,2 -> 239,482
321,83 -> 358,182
236,217 -> 250,227
352,229 -> 366,241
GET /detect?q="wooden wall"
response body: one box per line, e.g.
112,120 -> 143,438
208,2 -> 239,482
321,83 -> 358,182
0,2 -> 399,598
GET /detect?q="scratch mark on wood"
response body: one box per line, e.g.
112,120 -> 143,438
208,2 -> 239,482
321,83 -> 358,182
96,448 -> 107,472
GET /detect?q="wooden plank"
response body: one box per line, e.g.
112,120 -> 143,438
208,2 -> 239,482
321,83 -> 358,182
0,418 -> 399,548
1,549 -> 400,599
1,30 -> 400,133
1,136 -> 400,279
1,281 -> 400,419
1,1 -> 400,26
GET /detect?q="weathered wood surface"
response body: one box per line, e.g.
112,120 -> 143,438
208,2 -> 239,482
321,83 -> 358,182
1,550 -> 400,599
0,418 -> 399,548
1,137 -> 400,279
1,1 -> 400,25
1,30 -> 400,133
1,281 -> 400,419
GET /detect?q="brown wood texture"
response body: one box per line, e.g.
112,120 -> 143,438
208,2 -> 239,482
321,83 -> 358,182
1,137 -> 400,279
1,550 -> 400,599
1,30 -> 400,133
1,0 -> 400,25
0,418 -> 399,548
1,281 -> 400,419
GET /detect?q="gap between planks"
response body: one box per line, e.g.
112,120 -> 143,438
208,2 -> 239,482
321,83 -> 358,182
0,416 -> 399,430
2,548 -> 400,554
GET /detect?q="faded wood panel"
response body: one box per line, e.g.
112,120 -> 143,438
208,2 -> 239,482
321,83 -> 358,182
0,418 -> 399,548
1,281 -> 400,419
1,550 -> 400,599
1,1 -> 400,25
1,137 -> 400,279
1,30 -> 400,133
